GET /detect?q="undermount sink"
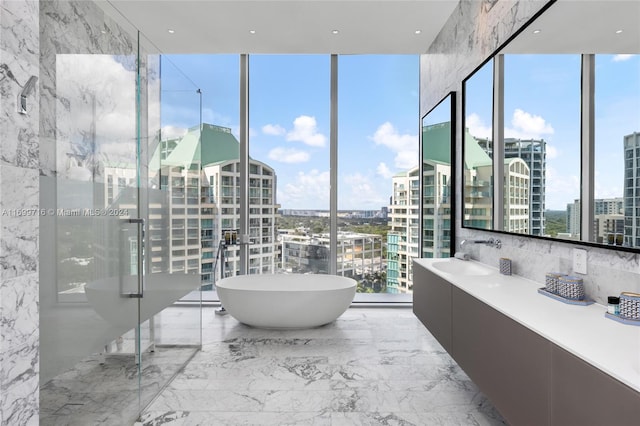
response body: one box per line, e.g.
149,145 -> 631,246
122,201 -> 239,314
431,260 -> 493,276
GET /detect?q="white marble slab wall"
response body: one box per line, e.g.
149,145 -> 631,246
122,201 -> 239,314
420,0 -> 640,305
0,1 -> 40,424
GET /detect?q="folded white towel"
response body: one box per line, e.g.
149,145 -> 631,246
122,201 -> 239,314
454,252 -> 470,261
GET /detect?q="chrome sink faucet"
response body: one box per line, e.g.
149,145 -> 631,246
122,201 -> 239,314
461,237 -> 502,249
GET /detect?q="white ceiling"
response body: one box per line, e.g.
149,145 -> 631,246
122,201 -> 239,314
101,0 -> 640,56
102,0 -> 460,54
501,0 -> 640,54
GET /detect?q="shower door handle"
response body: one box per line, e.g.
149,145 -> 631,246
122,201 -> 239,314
121,218 -> 145,299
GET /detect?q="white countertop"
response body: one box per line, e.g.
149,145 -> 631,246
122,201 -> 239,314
414,258 -> 640,393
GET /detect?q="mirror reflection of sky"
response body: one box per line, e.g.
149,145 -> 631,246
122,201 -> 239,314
465,54 -> 639,210
159,54 -> 419,210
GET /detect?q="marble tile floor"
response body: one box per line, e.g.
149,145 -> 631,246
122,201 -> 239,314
139,307 -> 507,426
40,345 -> 198,426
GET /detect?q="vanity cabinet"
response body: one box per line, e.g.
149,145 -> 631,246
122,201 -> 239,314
550,345 -> 640,426
451,287 -> 551,426
412,260 -> 640,426
413,265 -> 452,353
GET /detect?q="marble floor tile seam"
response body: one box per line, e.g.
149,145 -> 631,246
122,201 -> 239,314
174,355 -> 463,382
196,342 -> 444,357
140,410 -> 505,426
165,374 -> 471,387
165,378 -> 400,392
212,337 -> 377,346
175,363 -> 393,382
145,388 -> 489,414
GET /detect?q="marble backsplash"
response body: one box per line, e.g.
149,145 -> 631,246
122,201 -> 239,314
457,230 -> 640,306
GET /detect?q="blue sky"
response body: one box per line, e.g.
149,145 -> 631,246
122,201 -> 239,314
465,54 -> 640,210
160,53 -> 639,212
160,54 -> 419,210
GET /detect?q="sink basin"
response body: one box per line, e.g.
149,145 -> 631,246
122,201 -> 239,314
431,260 -> 493,276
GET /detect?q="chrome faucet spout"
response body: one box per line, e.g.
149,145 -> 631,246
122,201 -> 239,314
460,238 -> 501,249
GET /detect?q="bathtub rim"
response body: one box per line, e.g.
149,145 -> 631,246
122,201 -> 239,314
215,273 -> 357,292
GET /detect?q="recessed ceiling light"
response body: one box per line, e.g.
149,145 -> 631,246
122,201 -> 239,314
249,30 -> 256,34
167,29 -> 175,34
415,30 -> 422,35
331,30 -> 339,35
616,29 -> 623,34
532,29 -> 541,34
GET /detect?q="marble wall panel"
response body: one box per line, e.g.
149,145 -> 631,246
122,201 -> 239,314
0,166 -> 38,281
420,0 -> 640,305
1,0 -> 40,424
0,0 -> 39,170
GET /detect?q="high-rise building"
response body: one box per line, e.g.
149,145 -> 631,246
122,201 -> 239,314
504,158 -> 530,234
387,168 -> 420,292
623,132 -> 640,247
505,139 -> 546,235
595,198 -> 624,216
159,124 -> 280,286
478,138 -> 546,235
566,197 -> 624,242
421,122 -> 453,261
386,122 -> 454,293
594,214 -> 625,245
463,130 -> 493,229
386,231 -> 400,289
567,198 -> 581,238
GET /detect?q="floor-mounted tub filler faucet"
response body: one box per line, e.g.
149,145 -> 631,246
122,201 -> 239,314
460,237 -> 502,249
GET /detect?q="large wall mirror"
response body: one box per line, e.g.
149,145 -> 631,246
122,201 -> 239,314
462,0 -> 640,251
421,92 -> 455,258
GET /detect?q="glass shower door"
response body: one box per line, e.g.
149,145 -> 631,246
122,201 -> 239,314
39,44 -> 148,425
136,40 -> 205,413
39,3 -> 203,423
39,3 -> 178,424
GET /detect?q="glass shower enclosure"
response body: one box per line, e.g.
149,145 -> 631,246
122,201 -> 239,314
38,2 -> 202,424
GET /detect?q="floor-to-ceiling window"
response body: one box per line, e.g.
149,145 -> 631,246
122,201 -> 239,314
157,54 -> 240,293
158,54 -> 418,300
338,55 -> 419,294
595,54 -> 640,247
249,55 -> 331,275
503,54 -> 581,238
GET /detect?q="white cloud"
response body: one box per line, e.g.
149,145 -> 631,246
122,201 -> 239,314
506,108 -> 554,139
468,110 -> 554,141
286,115 -> 327,147
546,166 -> 580,209
202,108 -> 234,129
546,144 -> 559,159
376,162 -> 394,179
262,124 -> 286,136
613,54 -> 635,62
594,170 -> 623,201
161,125 -> 188,140
370,122 -> 418,169
341,173 -> 389,209
465,113 -> 492,140
267,147 -> 310,163
279,170 -> 330,209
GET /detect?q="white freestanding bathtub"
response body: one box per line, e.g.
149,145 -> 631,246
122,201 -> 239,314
216,274 -> 357,329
